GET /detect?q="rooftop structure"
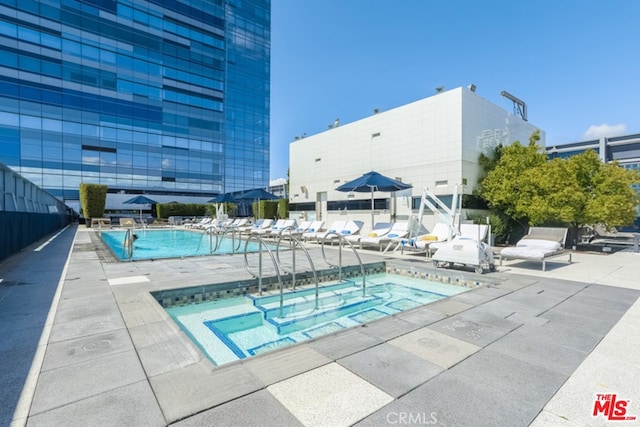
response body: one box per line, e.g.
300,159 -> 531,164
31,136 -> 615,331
289,86 -> 543,228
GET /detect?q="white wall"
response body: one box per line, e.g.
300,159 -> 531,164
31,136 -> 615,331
289,87 -> 543,232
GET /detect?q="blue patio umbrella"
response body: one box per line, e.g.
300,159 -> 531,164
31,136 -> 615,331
207,193 -> 238,216
236,188 -> 280,218
208,193 -> 238,203
123,195 -> 157,222
336,171 -> 412,226
236,188 -> 280,201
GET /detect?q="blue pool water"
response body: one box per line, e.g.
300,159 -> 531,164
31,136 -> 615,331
100,229 -> 271,260
166,273 -> 468,366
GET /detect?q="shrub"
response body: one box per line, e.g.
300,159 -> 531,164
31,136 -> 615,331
79,183 -> 108,227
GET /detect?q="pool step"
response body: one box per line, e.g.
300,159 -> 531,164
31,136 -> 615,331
266,295 -> 383,335
257,286 -> 369,320
247,280 -> 357,307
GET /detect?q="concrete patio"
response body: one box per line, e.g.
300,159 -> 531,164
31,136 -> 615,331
2,224 -> 639,426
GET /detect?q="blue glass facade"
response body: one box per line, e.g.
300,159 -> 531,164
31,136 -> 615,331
0,0 -> 270,201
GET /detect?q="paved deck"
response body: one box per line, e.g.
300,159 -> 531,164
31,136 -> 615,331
2,224 -> 639,426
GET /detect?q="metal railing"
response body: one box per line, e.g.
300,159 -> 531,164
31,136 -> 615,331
196,225 -> 243,254
123,228 -> 134,259
275,226 -> 320,308
319,232 -> 366,296
243,234 -> 285,315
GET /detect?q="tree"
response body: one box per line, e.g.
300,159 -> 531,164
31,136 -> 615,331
479,132 -> 640,234
478,130 -> 546,226
587,159 -> 640,228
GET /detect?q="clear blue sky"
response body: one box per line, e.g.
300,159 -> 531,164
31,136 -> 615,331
269,0 -> 640,180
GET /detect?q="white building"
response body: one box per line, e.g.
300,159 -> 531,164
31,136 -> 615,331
289,87 -> 543,232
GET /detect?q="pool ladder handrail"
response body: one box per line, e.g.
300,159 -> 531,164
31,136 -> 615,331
123,228 -> 134,259
243,234 -> 285,315
274,225 -> 320,309
319,232 -> 366,296
197,225 -> 243,254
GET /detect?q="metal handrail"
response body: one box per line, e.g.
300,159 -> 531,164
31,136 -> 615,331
123,228 -> 134,259
319,232 -> 366,296
196,225 -> 244,255
275,225 -> 320,308
243,234 -> 285,315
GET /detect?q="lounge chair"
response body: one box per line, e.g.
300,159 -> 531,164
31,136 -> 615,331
280,220 -> 312,238
296,221 -> 325,240
240,219 -> 274,234
304,220 -> 345,242
587,223 -> 638,247
359,222 -> 409,252
401,222 -> 452,255
499,226 -> 571,271
345,222 -> 392,245
119,217 -> 136,228
317,220 -> 364,244
205,218 -> 248,233
267,219 -> 298,237
188,217 -> 212,229
251,219 -> 285,235
228,218 -> 249,229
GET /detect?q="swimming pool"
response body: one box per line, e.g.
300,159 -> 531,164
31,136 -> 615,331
99,229 -> 274,260
166,273 -> 468,366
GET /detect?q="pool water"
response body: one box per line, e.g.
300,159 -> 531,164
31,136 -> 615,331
166,273 -> 468,366
99,229 -> 272,260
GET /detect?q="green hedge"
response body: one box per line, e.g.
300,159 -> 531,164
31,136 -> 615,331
156,203 -> 211,218
79,183 -> 107,226
278,199 -> 289,219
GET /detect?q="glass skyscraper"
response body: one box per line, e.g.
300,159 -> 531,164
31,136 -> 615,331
0,0 -> 270,205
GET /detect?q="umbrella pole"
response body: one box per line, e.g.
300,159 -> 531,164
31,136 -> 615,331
370,187 -> 374,228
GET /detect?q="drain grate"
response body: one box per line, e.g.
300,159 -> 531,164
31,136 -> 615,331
88,232 -> 118,263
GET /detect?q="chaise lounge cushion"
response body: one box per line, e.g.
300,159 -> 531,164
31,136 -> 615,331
515,239 -> 561,251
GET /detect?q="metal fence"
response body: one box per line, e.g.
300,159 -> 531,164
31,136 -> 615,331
0,162 -> 72,261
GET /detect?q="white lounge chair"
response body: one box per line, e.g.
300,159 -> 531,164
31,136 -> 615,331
499,227 -> 571,271
345,222 -> 392,245
228,218 -> 249,229
241,218 -> 274,234
298,221 -> 325,240
206,218 -> 249,232
401,222 -> 452,255
189,217 -> 212,229
304,220 -> 345,242
318,220 -> 364,244
252,219 -> 286,235
359,222 -> 409,252
268,219 -> 298,237
284,220 -> 311,235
